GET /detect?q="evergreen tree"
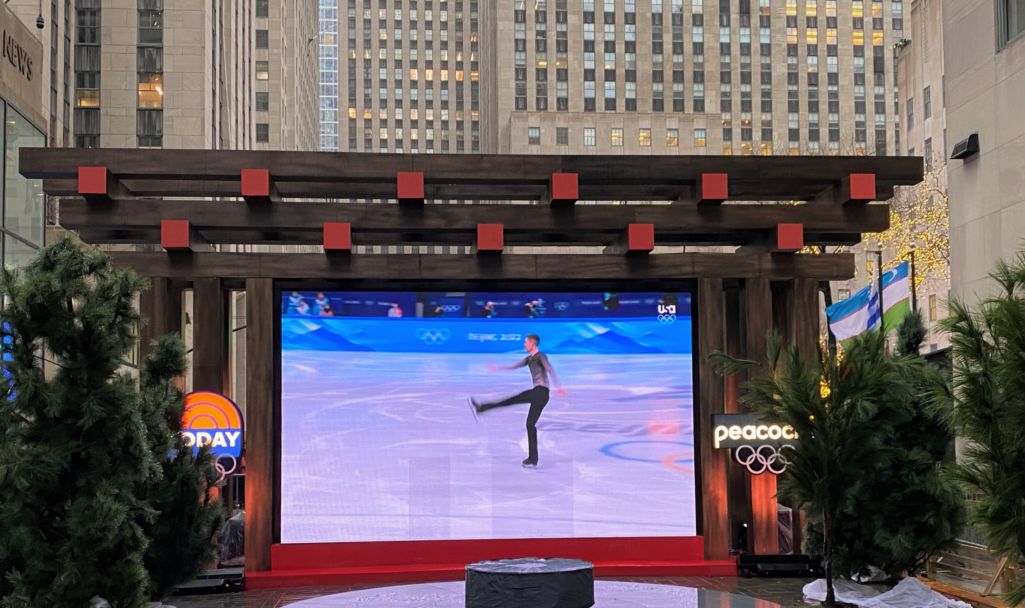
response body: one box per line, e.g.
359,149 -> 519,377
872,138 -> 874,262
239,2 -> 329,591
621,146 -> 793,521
805,311 -> 963,580
138,335 -> 224,602
0,238 -> 153,608
713,331 -> 913,607
939,252 -> 1025,606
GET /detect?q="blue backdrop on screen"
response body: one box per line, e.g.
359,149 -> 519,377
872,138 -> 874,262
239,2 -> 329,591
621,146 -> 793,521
279,291 -> 697,544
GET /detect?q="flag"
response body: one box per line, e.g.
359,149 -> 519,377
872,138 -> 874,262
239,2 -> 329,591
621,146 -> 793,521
881,260 -> 911,330
826,283 -> 882,343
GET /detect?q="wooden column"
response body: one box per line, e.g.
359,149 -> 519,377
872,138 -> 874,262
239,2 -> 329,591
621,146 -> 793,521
192,278 -> 229,393
697,278 -> 730,560
724,286 -> 752,551
139,277 -> 182,362
744,278 -> 780,555
784,278 -> 820,556
789,279 -> 820,359
244,278 -> 275,572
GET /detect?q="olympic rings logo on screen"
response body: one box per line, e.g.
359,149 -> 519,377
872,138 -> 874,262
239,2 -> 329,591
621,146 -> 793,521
439,304 -> 461,313
554,301 -> 570,311
416,328 -> 451,345
734,444 -> 793,475
657,314 -> 677,324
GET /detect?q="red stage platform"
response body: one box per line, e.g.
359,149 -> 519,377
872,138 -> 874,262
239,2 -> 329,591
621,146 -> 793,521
245,536 -> 736,589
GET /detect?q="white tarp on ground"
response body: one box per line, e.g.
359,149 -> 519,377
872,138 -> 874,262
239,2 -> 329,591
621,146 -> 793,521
803,577 -> 972,608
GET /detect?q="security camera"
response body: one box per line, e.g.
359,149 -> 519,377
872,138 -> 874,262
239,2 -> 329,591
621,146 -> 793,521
35,15 -> 44,28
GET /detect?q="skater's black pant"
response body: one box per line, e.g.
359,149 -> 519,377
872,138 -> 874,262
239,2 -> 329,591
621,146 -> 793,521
477,386 -> 550,463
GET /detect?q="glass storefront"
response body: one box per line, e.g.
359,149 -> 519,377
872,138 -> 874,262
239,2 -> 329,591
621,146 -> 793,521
0,100 -> 46,269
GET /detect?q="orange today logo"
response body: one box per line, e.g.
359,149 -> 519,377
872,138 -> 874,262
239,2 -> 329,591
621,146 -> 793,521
181,391 -> 243,458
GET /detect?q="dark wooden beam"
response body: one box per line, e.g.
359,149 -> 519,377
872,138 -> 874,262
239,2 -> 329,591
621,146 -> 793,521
41,177 -> 903,203
106,251 -> 857,281
57,199 -> 890,246
244,278 -> 275,573
24,148 -> 923,201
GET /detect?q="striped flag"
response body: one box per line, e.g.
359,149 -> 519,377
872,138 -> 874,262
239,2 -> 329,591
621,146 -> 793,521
826,283 -> 882,343
881,260 -> 911,330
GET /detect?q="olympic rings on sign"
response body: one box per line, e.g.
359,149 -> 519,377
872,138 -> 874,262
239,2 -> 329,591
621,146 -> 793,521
215,455 -> 238,484
554,301 -> 570,311
734,444 -> 792,475
439,304 -> 461,312
416,328 -> 451,345
657,314 -> 677,324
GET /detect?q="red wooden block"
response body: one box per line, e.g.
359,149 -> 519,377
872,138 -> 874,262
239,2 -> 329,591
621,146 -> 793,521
549,172 -> 579,204
776,223 -> 804,252
628,223 -> 655,252
160,219 -> 192,250
241,169 -> 271,198
323,222 -> 352,252
78,166 -> 109,196
397,171 -> 425,201
476,223 -> 504,252
846,173 -> 876,202
700,173 -> 729,204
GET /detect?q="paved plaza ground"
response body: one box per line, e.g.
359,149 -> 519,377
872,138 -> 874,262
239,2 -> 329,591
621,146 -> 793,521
171,575 -> 813,608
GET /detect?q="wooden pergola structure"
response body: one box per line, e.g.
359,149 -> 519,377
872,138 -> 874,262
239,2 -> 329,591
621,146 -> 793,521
21,148 -> 922,581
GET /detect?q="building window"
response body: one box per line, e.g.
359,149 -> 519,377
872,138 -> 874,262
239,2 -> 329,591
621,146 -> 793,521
137,109 -> 162,147
611,128 -> 623,146
256,61 -> 270,80
528,126 -> 541,145
138,3 -> 162,45
76,89 -> 100,107
137,0 -> 162,146
256,29 -> 269,49
998,0 -> 1025,48
638,128 -> 651,146
923,86 -> 931,119
256,92 -> 269,111
693,127 -> 706,147
928,294 -> 938,322
583,127 -> 596,146
666,128 -> 679,147
256,0 -> 268,17
137,73 -> 163,108
556,127 -> 569,145
256,123 -> 270,142
906,98 -> 913,130
5,106 -> 46,249
924,137 -> 933,170
77,7 -> 99,43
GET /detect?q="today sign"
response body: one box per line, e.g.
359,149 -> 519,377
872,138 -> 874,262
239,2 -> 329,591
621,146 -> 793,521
712,413 -> 798,449
181,391 -> 244,460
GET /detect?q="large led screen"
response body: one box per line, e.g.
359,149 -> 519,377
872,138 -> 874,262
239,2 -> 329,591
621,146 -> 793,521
280,290 -> 696,543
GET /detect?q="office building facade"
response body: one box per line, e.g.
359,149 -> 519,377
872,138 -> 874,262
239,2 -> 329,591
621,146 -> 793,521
322,0 -> 906,156
69,0 -> 317,151
944,0 -> 1025,300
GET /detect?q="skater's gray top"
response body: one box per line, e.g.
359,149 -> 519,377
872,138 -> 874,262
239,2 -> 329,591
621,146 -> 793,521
466,558 -> 592,574
509,352 -> 559,389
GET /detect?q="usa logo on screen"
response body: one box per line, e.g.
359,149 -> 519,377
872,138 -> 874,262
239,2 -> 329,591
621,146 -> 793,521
181,391 -> 243,480
657,303 -> 677,324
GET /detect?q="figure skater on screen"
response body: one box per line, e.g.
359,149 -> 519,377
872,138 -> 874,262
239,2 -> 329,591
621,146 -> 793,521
467,334 -> 565,468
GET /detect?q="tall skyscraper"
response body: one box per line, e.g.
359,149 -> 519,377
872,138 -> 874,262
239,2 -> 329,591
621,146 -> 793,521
324,0 -> 481,153
322,0 -> 905,156
69,0 -> 317,151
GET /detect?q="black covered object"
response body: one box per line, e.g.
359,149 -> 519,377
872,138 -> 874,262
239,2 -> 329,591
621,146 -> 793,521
465,558 -> 594,608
